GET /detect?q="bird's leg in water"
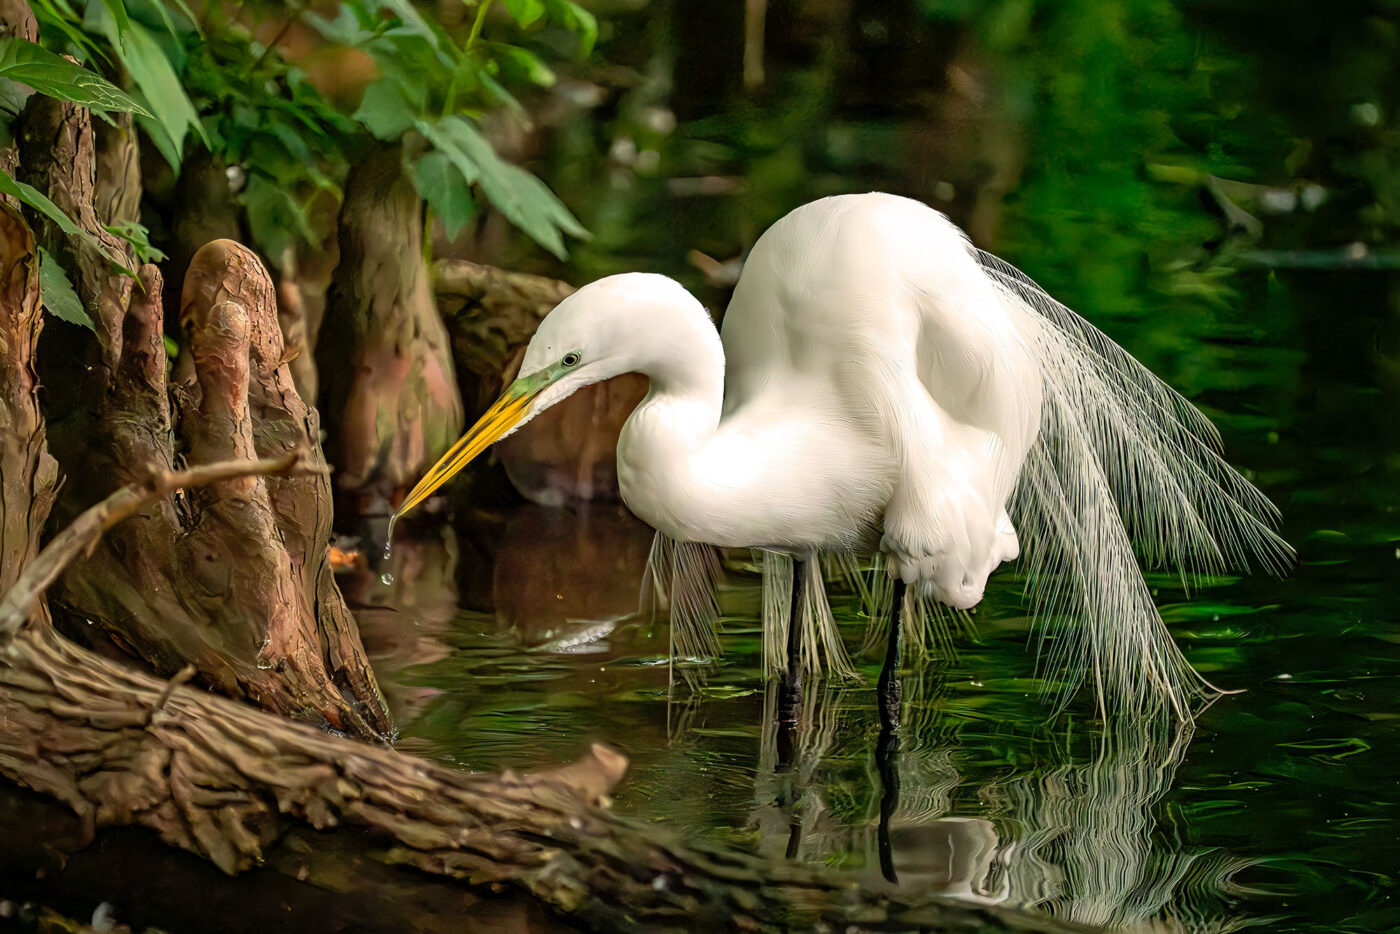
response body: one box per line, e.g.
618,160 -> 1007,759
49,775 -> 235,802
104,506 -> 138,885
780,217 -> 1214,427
776,559 -> 807,859
875,578 -> 906,885
779,557 -> 806,725
878,579 -> 906,727
875,694 -> 902,885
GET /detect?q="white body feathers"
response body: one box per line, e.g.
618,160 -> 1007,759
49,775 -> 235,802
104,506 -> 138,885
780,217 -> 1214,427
517,192 -> 1290,715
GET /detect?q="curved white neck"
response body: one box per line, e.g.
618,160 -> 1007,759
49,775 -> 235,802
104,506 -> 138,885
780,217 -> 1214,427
614,314 -> 729,542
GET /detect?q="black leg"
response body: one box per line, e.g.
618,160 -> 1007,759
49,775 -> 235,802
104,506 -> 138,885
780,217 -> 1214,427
875,577 -> 905,885
875,699 -> 901,885
779,557 -> 805,725
878,578 -> 906,730
776,560 -> 807,861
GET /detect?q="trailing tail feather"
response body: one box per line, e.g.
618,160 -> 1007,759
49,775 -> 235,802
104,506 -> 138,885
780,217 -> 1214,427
759,550 -> 859,681
976,249 -> 1293,717
640,532 -> 723,668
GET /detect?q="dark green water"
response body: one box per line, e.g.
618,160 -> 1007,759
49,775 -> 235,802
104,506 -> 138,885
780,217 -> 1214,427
363,265 -> 1398,934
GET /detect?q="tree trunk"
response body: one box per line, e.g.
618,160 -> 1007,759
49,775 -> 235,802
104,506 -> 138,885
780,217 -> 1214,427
319,142 -> 464,509
5,55 -> 389,737
0,206 -> 58,601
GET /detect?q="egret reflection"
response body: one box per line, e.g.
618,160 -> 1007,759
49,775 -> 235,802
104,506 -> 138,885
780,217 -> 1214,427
736,664 -> 1251,930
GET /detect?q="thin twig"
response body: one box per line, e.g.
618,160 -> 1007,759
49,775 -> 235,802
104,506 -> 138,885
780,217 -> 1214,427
0,451 -> 323,639
147,664 -> 198,725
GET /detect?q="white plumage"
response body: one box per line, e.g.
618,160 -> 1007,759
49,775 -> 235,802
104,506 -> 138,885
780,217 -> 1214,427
396,192 -> 1291,717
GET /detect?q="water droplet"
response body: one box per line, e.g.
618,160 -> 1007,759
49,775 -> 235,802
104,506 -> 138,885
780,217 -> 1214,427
384,514 -> 398,562
380,572 -> 395,586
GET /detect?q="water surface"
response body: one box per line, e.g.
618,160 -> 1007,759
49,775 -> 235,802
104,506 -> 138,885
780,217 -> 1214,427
361,293 -> 1397,933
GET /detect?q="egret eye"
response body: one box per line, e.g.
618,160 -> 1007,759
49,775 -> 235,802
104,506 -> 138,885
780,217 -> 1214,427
562,351 -> 582,368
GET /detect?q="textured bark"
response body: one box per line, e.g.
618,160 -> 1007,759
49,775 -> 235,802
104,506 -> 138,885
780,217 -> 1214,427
9,73 -> 388,736
0,622 -> 1086,934
433,260 -> 648,504
92,112 -> 142,229
277,188 -> 341,405
433,258 -> 577,385
0,1 -> 36,186
163,149 -> 241,326
319,142 -> 464,506
44,240 -> 389,738
0,452 -> 312,635
180,241 -> 389,735
16,93 -> 135,365
0,784 -> 566,934
0,206 -> 58,602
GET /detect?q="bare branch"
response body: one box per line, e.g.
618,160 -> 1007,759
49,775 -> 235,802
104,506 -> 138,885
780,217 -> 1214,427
0,451 -> 322,637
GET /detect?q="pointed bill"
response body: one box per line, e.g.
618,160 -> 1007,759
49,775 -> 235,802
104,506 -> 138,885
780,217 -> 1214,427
394,368 -> 552,520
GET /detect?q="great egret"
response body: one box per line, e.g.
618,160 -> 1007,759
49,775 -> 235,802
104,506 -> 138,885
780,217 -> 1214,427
393,193 -> 1290,718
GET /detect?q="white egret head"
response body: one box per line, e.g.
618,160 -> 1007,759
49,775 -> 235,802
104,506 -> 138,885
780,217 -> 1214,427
395,272 -> 708,518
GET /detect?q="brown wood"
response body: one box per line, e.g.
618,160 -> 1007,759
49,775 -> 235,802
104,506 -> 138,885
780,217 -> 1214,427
318,142 -> 464,503
0,205 -> 59,605
3,39 -> 390,736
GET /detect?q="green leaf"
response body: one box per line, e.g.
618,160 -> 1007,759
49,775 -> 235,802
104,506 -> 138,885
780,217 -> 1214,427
96,0 -> 131,34
477,68 -> 527,121
376,0 -> 459,67
241,172 -> 315,261
134,111 -> 182,171
28,1 -> 108,63
104,221 -> 167,264
491,43 -> 555,87
416,115 -> 586,259
97,17 -> 206,168
354,78 -> 417,141
0,76 -> 32,118
504,0 -> 546,27
0,169 -> 136,274
304,6 -> 371,46
412,151 -> 475,240
37,246 -> 94,332
544,0 -> 597,55
0,168 -> 87,239
0,38 -> 152,116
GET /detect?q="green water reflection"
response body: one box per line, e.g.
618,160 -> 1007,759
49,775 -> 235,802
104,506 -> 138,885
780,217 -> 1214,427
364,285 -> 1396,930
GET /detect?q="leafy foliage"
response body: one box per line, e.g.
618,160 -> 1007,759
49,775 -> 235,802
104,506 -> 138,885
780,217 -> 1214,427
177,22 -> 356,264
315,0 -> 594,258
0,42 -> 143,319
0,37 -> 149,117
16,0 -> 593,271
28,0 -> 210,168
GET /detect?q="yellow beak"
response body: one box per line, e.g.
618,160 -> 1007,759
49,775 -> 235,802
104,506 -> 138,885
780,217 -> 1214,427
394,376 -> 543,521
